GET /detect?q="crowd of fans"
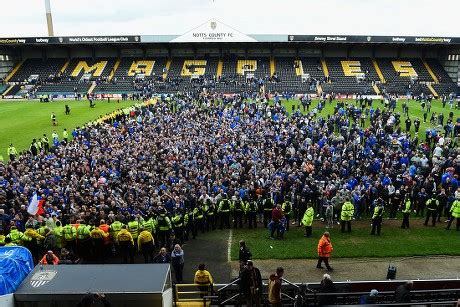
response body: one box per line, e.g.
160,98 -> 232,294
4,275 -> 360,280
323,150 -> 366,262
0,92 -> 459,274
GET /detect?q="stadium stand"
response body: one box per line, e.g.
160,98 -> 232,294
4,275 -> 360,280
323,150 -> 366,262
8,58 -> 66,83
0,55 -> 457,97
321,58 -> 377,95
35,58 -> 116,95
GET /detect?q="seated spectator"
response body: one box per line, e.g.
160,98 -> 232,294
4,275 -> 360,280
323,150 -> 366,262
40,250 -> 59,265
395,281 -> 413,303
317,273 -> 336,306
360,289 -> 379,304
58,248 -> 80,264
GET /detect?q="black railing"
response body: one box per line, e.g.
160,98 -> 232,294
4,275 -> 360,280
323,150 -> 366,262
210,278 -> 460,306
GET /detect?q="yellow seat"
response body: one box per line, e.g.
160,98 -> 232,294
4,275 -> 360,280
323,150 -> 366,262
182,60 -> 207,76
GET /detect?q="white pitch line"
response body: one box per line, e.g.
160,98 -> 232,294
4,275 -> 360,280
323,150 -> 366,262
227,228 -> 233,262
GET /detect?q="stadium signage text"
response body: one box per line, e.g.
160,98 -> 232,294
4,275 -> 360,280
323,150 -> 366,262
67,36 -> 133,43
0,36 -> 140,45
192,32 -> 234,40
289,35 -> 460,44
314,36 -> 347,41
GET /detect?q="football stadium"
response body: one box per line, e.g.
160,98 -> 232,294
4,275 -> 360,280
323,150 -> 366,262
0,0 -> 459,306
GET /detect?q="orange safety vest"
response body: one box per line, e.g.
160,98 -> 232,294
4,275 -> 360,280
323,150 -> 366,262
99,224 -> 110,244
317,235 -> 333,257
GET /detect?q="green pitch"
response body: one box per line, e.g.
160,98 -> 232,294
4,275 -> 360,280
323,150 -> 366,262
230,218 -> 460,260
0,99 -> 137,158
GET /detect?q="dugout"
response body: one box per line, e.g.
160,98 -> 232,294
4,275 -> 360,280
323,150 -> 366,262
14,264 -> 172,307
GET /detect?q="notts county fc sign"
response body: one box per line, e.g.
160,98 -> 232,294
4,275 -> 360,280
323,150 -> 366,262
171,19 -> 257,43
30,270 -> 57,288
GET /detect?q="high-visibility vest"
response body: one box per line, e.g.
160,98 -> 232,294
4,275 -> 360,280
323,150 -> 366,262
76,224 -> 90,240
341,202 -> 354,221
54,226 -> 65,248
302,207 -> 314,226
171,214 -> 183,228
282,201 -> 292,215
402,200 -> 411,213
219,199 -> 231,212
110,221 -> 124,239
128,221 -> 140,239
7,229 -> 24,244
451,200 -> 460,218
63,225 -> 76,241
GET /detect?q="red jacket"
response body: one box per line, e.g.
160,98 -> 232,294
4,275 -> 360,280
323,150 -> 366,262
272,207 -> 283,222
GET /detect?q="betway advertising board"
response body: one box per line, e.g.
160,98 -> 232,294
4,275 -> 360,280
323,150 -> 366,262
288,35 -> 460,44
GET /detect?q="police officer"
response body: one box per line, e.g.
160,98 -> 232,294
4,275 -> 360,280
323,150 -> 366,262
41,134 -> 50,153
301,203 -> 314,237
218,195 -> 231,230
371,202 -> 384,235
110,217 -> 124,245
63,128 -> 69,145
245,196 -> 258,229
127,215 -> 140,247
263,195 -> 274,228
425,196 -> 439,227
446,197 -> 460,231
63,222 -> 77,253
156,209 -> 171,247
7,144 -> 17,161
204,200 -> 216,231
171,210 -> 185,244
341,200 -> 354,233
76,220 -> 91,259
401,196 -> 411,229
53,220 -> 65,251
282,199 -> 292,231
231,197 -> 244,228
186,207 -> 196,240
194,204 -> 206,234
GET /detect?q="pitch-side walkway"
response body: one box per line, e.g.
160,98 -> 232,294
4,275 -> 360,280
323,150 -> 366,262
182,229 -> 460,284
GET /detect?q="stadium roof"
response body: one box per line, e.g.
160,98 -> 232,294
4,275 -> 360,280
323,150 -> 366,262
1,20 -> 459,46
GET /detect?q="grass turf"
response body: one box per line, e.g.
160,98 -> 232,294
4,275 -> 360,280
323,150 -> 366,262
230,218 -> 460,260
0,99 -> 137,158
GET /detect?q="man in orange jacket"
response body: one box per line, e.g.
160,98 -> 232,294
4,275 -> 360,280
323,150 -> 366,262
40,250 -> 60,265
316,231 -> 333,271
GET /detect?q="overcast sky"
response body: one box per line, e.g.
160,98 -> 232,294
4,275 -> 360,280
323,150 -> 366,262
0,0 -> 458,37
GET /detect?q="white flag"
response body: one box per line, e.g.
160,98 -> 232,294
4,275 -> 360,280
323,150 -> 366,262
27,193 -> 39,215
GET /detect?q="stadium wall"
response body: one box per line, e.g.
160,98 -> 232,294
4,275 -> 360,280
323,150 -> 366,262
146,48 -> 169,57
47,48 -> 67,58
0,294 -> 14,307
122,48 -> 145,57
95,48 -> 118,58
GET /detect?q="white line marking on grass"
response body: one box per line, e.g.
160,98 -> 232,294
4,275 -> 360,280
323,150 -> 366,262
227,228 -> 233,262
